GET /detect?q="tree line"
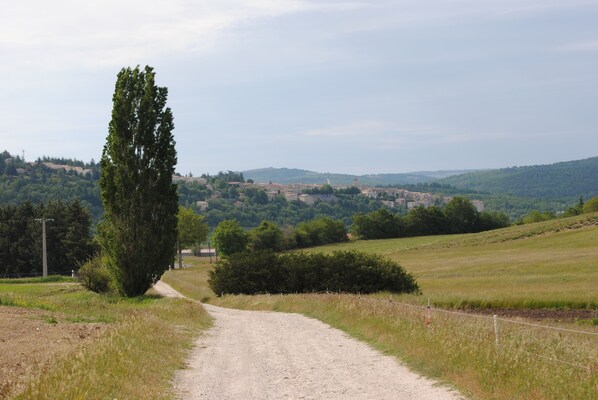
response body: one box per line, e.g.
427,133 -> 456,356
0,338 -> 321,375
209,197 -> 511,255
351,197 -> 510,240
518,196 -> 598,224
211,217 -> 348,257
0,201 -> 96,277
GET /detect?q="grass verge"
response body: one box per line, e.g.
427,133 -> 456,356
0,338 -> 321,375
214,293 -> 598,400
0,279 -> 212,400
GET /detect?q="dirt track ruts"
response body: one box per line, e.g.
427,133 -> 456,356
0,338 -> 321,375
155,282 -> 463,400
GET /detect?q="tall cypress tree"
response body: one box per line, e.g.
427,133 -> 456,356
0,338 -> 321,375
99,66 -> 178,296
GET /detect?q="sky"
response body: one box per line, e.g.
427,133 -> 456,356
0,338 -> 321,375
1,0 -> 598,175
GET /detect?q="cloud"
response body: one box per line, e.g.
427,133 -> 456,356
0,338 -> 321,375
304,121 -> 394,137
557,39 -> 598,52
0,0 -> 374,72
0,1 -> 288,70
1,0 -> 594,73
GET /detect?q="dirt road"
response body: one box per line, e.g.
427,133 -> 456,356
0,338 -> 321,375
156,282 -> 463,400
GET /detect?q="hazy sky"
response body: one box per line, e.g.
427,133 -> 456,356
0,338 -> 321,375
1,0 -> 597,175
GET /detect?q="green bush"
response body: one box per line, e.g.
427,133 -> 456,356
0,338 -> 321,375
208,250 -> 420,296
294,217 -> 347,247
212,219 -> 249,256
582,196 -> 598,214
78,255 -> 116,294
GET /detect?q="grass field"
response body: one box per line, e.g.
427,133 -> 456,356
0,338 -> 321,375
312,213 -> 598,309
163,214 -> 598,400
0,277 -> 212,399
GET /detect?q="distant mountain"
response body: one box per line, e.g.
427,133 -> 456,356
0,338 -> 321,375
440,157 -> 598,200
242,167 -> 471,186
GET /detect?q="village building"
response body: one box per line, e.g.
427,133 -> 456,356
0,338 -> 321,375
196,201 -> 209,212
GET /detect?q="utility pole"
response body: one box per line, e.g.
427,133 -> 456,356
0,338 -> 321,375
35,218 -> 54,277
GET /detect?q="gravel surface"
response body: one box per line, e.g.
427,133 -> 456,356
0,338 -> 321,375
155,282 -> 463,400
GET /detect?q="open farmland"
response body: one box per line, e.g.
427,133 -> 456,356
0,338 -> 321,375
164,214 -> 598,400
312,213 -> 598,310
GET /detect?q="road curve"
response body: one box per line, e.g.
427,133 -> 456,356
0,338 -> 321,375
155,282 -> 463,400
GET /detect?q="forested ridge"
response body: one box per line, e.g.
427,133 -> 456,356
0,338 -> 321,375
440,156 -> 598,200
243,167 -> 437,185
0,152 -> 102,219
1,151 -> 596,226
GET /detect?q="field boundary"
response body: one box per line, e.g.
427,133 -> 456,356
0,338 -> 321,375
315,293 -> 598,372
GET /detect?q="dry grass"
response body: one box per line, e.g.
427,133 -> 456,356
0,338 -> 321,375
213,293 -> 598,400
162,257 -> 216,303
1,278 -> 212,400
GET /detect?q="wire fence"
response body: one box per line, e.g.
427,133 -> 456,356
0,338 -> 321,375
312,293 -> 598,373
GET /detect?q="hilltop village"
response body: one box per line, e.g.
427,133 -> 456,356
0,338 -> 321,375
172,175 -> 485,213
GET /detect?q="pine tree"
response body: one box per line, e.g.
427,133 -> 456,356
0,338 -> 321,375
99,66 -> 178,296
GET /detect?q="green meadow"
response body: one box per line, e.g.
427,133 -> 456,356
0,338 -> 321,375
312,213 -> 598,309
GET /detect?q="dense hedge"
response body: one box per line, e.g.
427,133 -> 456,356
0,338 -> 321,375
208,250 -> 420,296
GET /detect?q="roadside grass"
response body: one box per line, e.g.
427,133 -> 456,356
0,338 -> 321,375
162,257 -> 215,303
0,278 -> 212,400
213,293 -> 597,400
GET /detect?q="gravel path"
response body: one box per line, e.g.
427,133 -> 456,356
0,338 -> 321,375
155,282 -> 463,400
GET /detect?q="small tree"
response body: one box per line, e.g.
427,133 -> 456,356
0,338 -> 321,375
405,205 -> 447,236
248,221 -> 284,252
444,197 -> 480,233
177,206 -> 209,267
351,209 -> 400,239
99,65 -> 178,297
212,219 -> 248,256
582,196 -> 598,214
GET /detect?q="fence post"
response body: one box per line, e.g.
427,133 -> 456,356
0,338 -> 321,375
493,315 -> 499,347
426,299 -> 432,329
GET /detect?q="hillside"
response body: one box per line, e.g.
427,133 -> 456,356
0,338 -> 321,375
312,212 -> 598,309
440,156 -> 598,200
2,151 -> 596,223
243,167 -> 448,185
0,153 -> 102,218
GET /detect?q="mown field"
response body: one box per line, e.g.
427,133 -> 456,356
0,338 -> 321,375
164,213 -> 598,400
314,213 -> 598,310
0,277 -> 211,400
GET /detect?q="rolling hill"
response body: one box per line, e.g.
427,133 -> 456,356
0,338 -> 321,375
440,156 -> 598,200
242,167 -> 473,186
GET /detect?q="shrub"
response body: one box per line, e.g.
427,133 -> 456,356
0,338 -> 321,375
351,209 -> 401,239
208,251 -> 283,296
78,255 -> 116,294
582,196 -> 598,214
208,250 -> 420,296
212,219 -> 249,256
247,221 -> 284,252
521,210 -> 555,224
294,217 -> 347,248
